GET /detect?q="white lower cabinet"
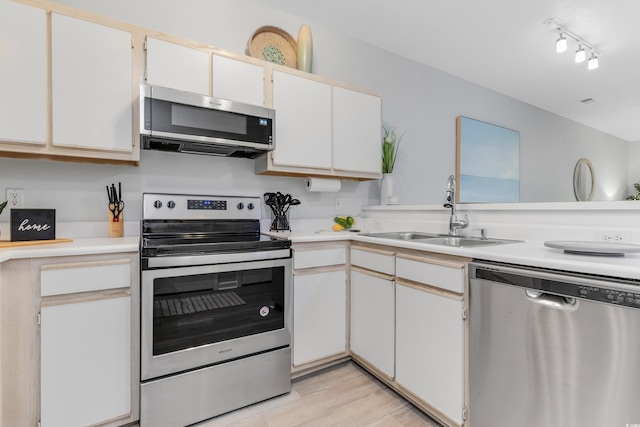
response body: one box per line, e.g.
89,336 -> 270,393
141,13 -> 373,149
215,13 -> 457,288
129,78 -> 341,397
39,254 -> 139,427
395,282 -> 465,425
41,296 -> 131,427
292,242 -> 348,369
348,247 -> 468,427
350,269 -> 394,377
293,269 -> 347,366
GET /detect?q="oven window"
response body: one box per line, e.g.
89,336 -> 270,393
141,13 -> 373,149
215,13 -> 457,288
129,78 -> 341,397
152,266 -> 285,355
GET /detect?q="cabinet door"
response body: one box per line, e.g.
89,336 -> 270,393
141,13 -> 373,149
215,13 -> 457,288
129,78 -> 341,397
41,295 -> 131,427
0,0 -> 46,145
396,283 -> 464,425
293,270 -> 346,365
212,55 -> 264,106
146,37 -> 209,95
333,87 -> 381,174
272,71 -> 332,169
350,270 -> 394,377
51,14 -> 132,152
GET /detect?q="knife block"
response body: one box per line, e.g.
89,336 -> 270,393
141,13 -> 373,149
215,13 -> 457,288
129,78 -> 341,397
108,210 -> 124,238
270,211 -> 290,232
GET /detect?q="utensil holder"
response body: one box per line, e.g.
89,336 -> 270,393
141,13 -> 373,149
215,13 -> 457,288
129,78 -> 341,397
108,210 -> 124,238
270,211 -> 290,232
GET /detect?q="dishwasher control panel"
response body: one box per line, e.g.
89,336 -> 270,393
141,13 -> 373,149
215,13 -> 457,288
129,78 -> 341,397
578,286 -> 640,309
472,263 -> 640,310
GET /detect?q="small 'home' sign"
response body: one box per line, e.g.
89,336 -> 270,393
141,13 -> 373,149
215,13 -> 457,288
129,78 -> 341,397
10,209 -> 56,241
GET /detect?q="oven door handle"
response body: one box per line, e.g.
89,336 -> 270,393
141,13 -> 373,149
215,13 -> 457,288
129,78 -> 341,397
145,248 -> 291,269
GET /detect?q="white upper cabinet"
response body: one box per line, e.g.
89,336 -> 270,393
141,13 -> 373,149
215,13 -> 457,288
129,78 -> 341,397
271,70 -> 332,169
0,0 -> 47,145
51,14 -> 132,152
333,87 -> 381,174
256,70 -> 381,180
145,39 -> 265,106
212,54 -> 264,106
146,37 -> 209,95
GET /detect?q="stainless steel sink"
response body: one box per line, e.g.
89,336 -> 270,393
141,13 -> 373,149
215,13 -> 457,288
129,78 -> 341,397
360,231 -> 442,240
360,231 -> 519,247
418,236 -> 517,248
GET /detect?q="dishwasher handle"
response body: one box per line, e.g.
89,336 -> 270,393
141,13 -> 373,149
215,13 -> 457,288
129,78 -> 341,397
525,289 -> 578,311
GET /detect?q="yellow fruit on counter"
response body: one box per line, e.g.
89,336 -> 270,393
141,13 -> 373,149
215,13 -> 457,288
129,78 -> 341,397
332,223 -> 344,231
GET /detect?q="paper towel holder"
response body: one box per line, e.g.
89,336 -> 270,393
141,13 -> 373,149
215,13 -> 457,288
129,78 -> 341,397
304,177 -> 341,192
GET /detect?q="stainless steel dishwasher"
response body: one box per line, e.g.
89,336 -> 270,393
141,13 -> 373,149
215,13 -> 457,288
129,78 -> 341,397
469,261 -> 640,427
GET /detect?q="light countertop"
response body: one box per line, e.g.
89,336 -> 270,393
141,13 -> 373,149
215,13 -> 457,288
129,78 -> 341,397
2,232 -> 638,281
0,236 -> 139,263
265,230 -> 640,280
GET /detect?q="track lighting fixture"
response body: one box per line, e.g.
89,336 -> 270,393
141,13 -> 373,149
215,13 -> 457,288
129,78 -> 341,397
544,18 -> 602,71
556,33 -> 567,53
575,45 -> 586,63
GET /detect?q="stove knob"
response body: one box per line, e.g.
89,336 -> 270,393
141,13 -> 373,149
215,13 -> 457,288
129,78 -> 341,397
167,200 -> 176,209
247,202 -> 255,210
237,202 -> 245,210
153,200 -> 162,209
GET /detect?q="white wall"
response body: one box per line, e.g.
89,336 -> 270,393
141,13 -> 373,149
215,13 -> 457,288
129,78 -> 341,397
0,0 -> 632,233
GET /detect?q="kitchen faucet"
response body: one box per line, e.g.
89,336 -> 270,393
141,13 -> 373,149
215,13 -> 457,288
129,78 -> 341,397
443,175 -> 469,236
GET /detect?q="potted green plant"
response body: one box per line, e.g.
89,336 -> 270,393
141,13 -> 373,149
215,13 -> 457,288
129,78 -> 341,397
380,127 -> 403,204
626,182 -> 640,200
382,127 -> 402,174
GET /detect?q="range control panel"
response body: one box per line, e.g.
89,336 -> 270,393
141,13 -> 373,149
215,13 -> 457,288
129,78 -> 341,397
187,199 -> 227,210
143,193 -> 261,220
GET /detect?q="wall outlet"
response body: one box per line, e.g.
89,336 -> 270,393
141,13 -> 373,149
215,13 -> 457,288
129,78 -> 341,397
334,197 -> 343,211
6,188 -> 24,208
595,230 -> 631,243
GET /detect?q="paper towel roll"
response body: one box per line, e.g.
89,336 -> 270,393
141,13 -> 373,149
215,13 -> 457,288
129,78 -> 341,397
304,177 -> 341,192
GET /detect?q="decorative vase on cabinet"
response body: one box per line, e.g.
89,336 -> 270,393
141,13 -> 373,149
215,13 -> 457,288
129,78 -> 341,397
380,173 -> 393,205
297,24 -> 313,72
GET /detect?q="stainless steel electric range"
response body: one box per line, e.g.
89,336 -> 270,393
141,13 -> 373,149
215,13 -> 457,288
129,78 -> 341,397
139,193 -> 292,427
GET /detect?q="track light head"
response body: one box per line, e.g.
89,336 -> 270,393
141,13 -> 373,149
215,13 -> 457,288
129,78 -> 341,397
556,33 -> 567,53
575,45 -> 586,63
588,54 -> 599,70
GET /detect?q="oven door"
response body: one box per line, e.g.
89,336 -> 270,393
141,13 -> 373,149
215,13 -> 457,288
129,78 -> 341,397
141,255 -> 291,381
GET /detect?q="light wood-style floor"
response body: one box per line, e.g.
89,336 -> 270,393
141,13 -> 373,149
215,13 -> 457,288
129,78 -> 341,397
196,361 -> 442,427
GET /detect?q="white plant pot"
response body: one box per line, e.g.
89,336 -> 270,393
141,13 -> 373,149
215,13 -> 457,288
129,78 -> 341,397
380,173 -> 393,205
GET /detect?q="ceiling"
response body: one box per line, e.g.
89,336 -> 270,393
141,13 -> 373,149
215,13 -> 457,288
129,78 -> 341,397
258,0 -> 640,142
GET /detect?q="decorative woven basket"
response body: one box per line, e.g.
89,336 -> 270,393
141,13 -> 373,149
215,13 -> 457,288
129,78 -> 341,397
246,26 -> 297,69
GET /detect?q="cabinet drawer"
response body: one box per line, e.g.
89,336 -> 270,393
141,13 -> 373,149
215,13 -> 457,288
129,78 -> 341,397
41,260 -> 131,296
395,256 -> 464,294
294,247 -> 346,270
351,248 -> 394,275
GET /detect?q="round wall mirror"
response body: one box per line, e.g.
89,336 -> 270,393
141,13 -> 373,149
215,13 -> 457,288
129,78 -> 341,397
573,158 -> 595,201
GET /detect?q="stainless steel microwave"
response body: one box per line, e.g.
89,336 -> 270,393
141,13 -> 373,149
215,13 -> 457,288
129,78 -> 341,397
139,85 -> 275,158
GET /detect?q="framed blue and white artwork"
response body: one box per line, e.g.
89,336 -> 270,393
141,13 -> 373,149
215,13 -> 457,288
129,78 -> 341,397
456,116 -> 520,203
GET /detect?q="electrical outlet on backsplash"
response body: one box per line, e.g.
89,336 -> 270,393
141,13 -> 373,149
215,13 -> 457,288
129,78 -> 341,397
595,230 -> 632,243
